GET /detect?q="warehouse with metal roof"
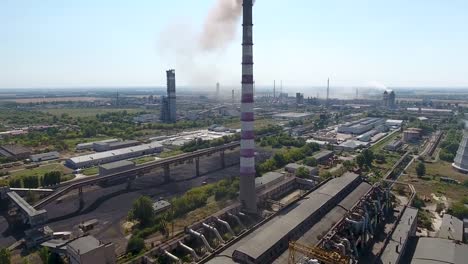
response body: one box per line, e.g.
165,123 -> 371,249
66,142 -> 163,169
230,172 -> 361,264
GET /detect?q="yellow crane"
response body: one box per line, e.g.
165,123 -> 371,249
288,241 -> 350,264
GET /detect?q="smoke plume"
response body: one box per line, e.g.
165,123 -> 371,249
199,0 -> 243,51
158,0 -> 253,85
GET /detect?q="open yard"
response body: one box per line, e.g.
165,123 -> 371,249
401,160 -> 468,203
9,163 -> 72,178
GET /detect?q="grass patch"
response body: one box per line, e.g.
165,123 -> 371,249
82,166 -> 99,176
132,156 -> 155,165
9,163 -> 72,178
159,150 -> 183,158
370,131 -> 400,152
400,159 -> 468,204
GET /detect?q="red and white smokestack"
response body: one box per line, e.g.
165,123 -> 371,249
239,0 -> 256,214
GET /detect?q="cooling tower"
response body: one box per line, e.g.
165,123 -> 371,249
452,129 -> 468,173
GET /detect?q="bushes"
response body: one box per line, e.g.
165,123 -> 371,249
304,157 -> 318,167
416,162 -> 426,177
412,195 -> 426,209
128,196 -> 155,227
296,167 -> 310,179
23,175 -> 39,188
126,236 -> 145,255
447,200 -> 468,219
42,171 -> 62,186
439,129 -> 463,162
256,143 -> 320,175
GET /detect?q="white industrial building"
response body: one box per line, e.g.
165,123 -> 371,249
66,142 -> 163,169
75,139 -> 119,151
453,128 -> 468,174
337,117 -> 385,135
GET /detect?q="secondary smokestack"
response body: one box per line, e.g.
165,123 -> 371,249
239,0 -> 256,214
326,78 -> 330,107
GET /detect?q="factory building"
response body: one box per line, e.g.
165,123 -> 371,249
93,140 -> 140,152
231,173 -> 361,264
296,93 -> 304,105
383,90 -> 396,109
410,237 -> 468,264
337,117 -> 385,135
98,160 -> 136,176
6,191 -> 48,226
66,142 -> 163,169
30,151 -> 60,162
437,214 -> 464,242
380,207 -> 418,264
0,144 -> 32,160
452,128 -> 468,173
403,128 -> 422,142
161,69 -> 177,123
75,139 -> 119,151
385,139 -> 403,151
66,235 -> 115,264
272,112 -> 313,121
312,150 -> 334,164
285,163 -> 318,177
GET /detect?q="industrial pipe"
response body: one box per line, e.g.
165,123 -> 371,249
334,243 -> 346,256
202,223 -> 225,244
178,241 -> 200,261
341,238 -> 352,254
227,212 -> 246,230
187,229 -> 214,252
164,250 -> 182,264
215,217 -> 235,236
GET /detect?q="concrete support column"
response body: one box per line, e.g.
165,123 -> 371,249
195,157 -> 200,177
220,150 -> 226,169
78,187 -> 84,206
126,177 -> 133,190
163,164 -> 171,182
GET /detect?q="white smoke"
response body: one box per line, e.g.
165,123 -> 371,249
199,0 -> 243,51
158,0 -> 248,85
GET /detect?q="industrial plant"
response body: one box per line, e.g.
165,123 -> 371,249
1,1 -> 467,264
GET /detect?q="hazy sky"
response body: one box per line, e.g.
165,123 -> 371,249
1,0 -> 468,89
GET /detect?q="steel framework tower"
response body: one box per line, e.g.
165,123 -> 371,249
239,0 -> 257,214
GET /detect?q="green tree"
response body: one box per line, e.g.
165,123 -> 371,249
0,248 -> 11,264
38,247 -> 49,264
296,167 -> 310,179
23,175 -> 38,188
356,154 -> 366,169
362,149 -> 374,167
304,157 -> 318,167
126,236 -> 145,255
416,161 -> 426,177
342,160 -> 354,171
129,196 -> 155,226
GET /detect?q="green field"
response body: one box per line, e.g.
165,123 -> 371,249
40,108 -> 152,118
82,166 -> 99,176
159,150 -> 184,158
401,160 -> 468,203
10,163 -> 72,178
370,130 -> 400,152
132,156 -> 156,165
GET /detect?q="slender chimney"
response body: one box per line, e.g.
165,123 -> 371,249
273,80 -> 276,98
216,82 -> 220,102
326,78 -> 330,106
239,0 -> 256,214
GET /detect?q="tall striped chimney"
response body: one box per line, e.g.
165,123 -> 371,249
239,0 -> 256,214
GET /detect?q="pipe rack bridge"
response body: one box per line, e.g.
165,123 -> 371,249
34,142 -> 240,209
